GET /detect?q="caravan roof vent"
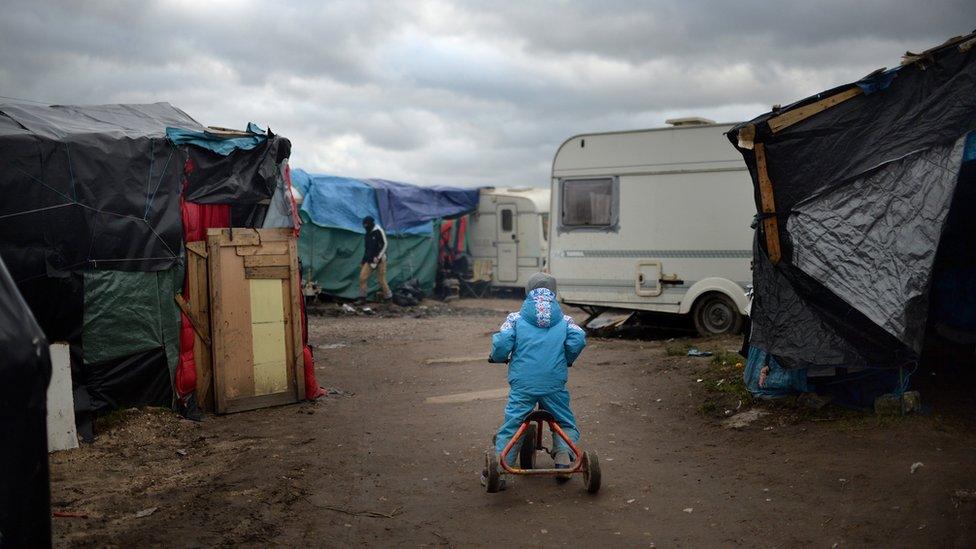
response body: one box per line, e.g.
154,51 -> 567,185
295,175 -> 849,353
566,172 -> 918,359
665,117 -> 716,127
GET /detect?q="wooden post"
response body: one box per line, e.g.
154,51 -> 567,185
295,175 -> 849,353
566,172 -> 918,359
754,143 -> 782,265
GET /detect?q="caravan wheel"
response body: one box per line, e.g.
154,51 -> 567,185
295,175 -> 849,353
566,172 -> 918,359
692,293 -> 743,337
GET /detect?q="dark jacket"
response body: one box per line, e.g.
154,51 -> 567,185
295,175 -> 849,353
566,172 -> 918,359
363,226 -> 388,265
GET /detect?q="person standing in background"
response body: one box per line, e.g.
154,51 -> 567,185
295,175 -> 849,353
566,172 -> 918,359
358,215 -> 393,305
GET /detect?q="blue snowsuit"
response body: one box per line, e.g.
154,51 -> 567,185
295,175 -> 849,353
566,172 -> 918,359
490,288 -> 587,463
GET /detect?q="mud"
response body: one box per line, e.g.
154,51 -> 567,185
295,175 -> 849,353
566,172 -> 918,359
50,298 -> 976,547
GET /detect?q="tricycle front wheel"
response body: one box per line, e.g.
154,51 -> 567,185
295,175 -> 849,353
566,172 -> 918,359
582,451 -> 601,494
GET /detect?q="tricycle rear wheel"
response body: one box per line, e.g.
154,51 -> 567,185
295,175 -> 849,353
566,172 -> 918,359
485,452 -> 502,493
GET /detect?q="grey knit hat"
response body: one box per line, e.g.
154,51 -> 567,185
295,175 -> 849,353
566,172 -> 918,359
526,272 -> 557,294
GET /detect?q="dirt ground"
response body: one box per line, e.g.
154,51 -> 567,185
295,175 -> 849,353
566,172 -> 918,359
50,298 -> 976,547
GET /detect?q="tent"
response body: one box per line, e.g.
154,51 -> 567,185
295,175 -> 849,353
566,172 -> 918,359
291,170 -> 479,299
0,101 -> 322,424
727,32 -> 976,394
0,254 -> 52,547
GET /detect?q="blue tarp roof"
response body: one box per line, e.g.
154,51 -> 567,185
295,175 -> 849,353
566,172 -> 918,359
166,122 -> 267,156
291,169 -> 479,235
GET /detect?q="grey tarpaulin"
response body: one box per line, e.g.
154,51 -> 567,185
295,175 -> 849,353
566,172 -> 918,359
728,31 -> 976,368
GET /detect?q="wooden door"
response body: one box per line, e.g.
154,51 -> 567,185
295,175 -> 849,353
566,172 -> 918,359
207,228 -> 305,413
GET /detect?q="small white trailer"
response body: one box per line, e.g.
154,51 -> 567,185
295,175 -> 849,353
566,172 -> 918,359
468,187 -> 550,289
548,118 -> 754,336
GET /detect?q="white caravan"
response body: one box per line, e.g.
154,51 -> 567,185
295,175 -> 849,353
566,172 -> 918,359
548,118 -> 754,336
468,187 -> 550,289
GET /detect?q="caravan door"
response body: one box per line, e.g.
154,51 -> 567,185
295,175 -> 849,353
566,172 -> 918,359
496,204 -> 518,283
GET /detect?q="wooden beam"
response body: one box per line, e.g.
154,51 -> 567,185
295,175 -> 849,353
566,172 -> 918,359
175,294 -> 211,347
186,241 -> 208,258
754,143 -> 782,265
243,254 -> 290,267
768,87 -> 862,134
245,265 -> 290,279
236,241 -> 289,256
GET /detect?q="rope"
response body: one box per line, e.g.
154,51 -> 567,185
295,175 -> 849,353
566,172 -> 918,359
0,202 -> 74,220
64,142 -> 77,201
144,147 -> 175,219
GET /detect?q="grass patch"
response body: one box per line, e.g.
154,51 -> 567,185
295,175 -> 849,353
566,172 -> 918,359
710,349 -> 743,367
665,342 -> 692,356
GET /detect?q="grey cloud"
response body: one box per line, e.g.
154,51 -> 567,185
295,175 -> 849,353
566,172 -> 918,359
1,0 -> 973,188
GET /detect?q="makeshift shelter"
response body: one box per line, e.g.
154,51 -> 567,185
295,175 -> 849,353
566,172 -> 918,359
0,101 -> 322,423
291,170 -> 479,299
727,32 -> 976,398
0,254 -> 52,547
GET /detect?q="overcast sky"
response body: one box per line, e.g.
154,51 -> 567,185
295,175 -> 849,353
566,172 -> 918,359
1,1 -> 973,187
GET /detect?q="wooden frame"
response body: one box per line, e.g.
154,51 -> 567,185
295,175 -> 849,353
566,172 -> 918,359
184,241 -> 215,410
754,143 -> 782,265
205,228 -> 305,414
767,87 -> 862,134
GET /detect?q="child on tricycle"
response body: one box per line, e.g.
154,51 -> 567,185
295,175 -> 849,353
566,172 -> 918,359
482,273 -> 600,493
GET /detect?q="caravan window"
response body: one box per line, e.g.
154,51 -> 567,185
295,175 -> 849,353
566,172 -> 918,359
501,209 -> 514,232
541,213 -> 549,241
560,178 -> 616,229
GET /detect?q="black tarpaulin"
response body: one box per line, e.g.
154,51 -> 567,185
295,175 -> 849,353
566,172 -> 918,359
0,254 -> 52,547
728,32 -> 976,368
0,102 -> 201,279
0,101 -> 295,417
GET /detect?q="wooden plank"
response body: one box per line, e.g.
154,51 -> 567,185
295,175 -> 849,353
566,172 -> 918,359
218,245 -> 256,406
206,235 -> 226,414
190,251 -> 214,412
243,254 -> 290,268
768,87 -> 862,134
210,228 -> 261,247
174,294 -> 211,346
754,143 -> 782,265
222,391 -> 300,414
255,228 -> 294,242
288,237 -> 306,400
281,271 -> 297,400
186,241 -> 208,258
245,266 -> 290,279
236,242 -> 289,256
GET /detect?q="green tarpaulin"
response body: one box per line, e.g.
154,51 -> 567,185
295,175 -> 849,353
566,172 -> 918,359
83,268 -> 182,377
298,213 -> 438,299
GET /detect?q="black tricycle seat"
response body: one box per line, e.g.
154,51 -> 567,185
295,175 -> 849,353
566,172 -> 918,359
523,409 -> 555,423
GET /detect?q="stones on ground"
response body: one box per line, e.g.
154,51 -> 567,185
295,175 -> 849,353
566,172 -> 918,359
683,507 -> 693,513
796,392 -> 830,410
874,391 -> 922,415
722,409 -> 767,429
952,489 -> 976,501
134,506 -> 158,518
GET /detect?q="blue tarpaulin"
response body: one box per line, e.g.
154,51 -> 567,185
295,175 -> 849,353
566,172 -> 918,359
165,123 -> 267,156
743,346 -> 810,398
291,170 -> 479,235
292,170 -> 380,234
367,178 -> 480,233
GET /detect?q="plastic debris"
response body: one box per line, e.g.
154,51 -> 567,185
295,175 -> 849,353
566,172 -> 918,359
683,507 -> 693,513
687,348 -> 713,357
911,462 -> 924,474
